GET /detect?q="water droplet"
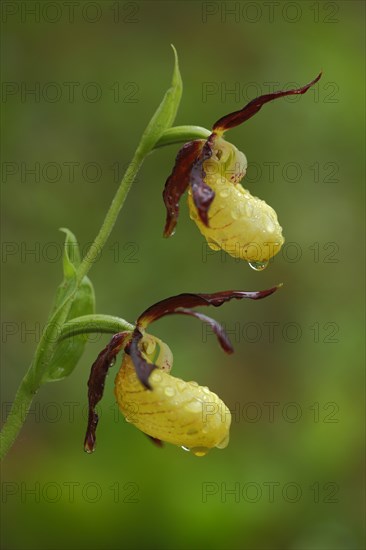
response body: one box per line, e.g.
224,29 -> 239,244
181,446 -> 190,452
266,218 -> 275,233
216,434 -> 230,449
207,239 -> 221,251
231,202 -> 246,220
164,386 -> 175,397
191,446 -> 210,457
150,372 -> 162,383
177,380 -> 186,392
185,401 -> 202,413
219,188 -> 230,198
248,260 -> 268,271
245,202 -> 253,217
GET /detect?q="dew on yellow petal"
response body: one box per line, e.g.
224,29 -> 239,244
216,434 -> 230,449
176,380 -> 186,392
219,188 -> 230,198
185,400 -> 202,413
245,202 -> 254,217
150,371 -> 162,383
164,386 -> 175,397
207,239 -> 221,251
230,210 -> 239,221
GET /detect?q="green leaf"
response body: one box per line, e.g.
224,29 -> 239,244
41,228 -> 96,382
42,276 -> 95,382
137,44 -> 183,157
51,228 -> 81,313
59,227 -> 81,278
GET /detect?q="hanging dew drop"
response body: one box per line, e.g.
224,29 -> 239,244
191,446 -> 210,457
181,445 -> 209,456
248,260 -> 269,271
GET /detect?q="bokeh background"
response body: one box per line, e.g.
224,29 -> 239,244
1,1 -> 365,549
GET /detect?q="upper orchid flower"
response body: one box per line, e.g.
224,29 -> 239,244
84,285 -> 280,456
163,73 -> 322,270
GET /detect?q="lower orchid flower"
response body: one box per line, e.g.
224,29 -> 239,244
163,73 -> 322,269
84,285 -> 281,456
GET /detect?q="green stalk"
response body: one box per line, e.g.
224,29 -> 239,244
60,315 -> 134,340
0,122 -> 210,461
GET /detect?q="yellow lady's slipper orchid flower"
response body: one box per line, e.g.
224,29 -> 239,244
115,334 -> 231,456
84,286 -> 280,456
163,73 -> 322,269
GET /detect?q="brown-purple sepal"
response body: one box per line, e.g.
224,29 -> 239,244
212,72 -> 322,132
163,140 -> 204,237
84,331 -> 130,453
127,286 -> 281,389
170,308 -> 234,354
190,141 -> 215,226
126,328 -> 157,390
137,286 -> 281,328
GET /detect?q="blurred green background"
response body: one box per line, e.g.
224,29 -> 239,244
1,1 -> 364,549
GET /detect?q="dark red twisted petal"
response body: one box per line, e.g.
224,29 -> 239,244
137,286 -> 281,328
127,287 -> 281,388
212,72 -> 322,132
190,140 -> 215,226
163,140 -> 204,237
126,328 -> 157,390
165,308 -> 234,353
84,331 -> 131,453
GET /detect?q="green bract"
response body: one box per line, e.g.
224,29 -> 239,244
42,229 -> 95,382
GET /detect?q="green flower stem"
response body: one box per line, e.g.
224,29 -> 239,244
76,125 -> 210,282
76,148 -> 145,283
60,315 -> 134,340
0,123 -> 208,461
0,371 -> 38,459
0,288 -> 76,460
